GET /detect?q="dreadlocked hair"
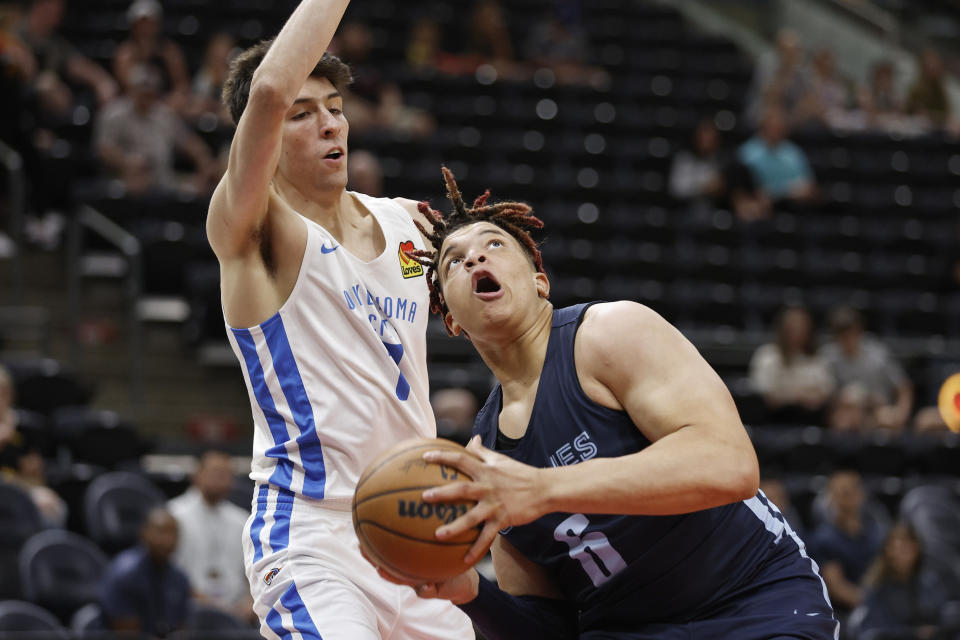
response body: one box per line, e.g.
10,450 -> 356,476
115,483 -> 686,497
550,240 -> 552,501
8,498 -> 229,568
407,166 -> 544,323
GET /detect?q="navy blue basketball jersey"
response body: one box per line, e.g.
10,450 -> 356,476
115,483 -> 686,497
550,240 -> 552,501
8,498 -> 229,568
473,304 -> 833,630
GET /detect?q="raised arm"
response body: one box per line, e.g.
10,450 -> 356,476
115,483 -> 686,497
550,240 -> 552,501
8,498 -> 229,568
206,0 -> 350,260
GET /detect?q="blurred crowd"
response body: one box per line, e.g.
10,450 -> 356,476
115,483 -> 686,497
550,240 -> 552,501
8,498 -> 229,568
1,1 -> 959,638
0,0 -> 616,250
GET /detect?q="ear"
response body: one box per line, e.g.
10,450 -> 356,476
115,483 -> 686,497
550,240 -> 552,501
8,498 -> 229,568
534,271 -> 550,299
443,311 -> 462,337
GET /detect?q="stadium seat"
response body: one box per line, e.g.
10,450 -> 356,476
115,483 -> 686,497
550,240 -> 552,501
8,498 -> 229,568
70,602 -> 105,638
0,600 -> 70,639
0,481 -> 44,599
1,357 -> 93,415
18,530 -> 107,622
83,471 -> 166,553
52,407 -> 147,469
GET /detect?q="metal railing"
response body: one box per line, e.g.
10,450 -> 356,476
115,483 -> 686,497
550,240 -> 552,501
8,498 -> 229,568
66,204 -> 143,408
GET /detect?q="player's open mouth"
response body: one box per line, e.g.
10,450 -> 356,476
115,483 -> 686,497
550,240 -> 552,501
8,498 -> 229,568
472,271 -> 503,300
324,149 -> 344,160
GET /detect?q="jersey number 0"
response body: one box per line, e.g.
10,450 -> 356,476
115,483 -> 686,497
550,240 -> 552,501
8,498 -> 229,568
554,514 -> 628,587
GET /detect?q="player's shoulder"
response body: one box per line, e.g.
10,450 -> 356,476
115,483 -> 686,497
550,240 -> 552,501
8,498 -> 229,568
580,301 -> 663,340
576,302 -> 671,367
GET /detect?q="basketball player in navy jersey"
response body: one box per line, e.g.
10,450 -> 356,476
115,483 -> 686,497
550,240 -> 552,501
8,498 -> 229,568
374,168 -> 838,639
207,1 -> 473,637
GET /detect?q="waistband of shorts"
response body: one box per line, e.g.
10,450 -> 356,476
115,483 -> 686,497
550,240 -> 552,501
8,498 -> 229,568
252,483 -> 353,513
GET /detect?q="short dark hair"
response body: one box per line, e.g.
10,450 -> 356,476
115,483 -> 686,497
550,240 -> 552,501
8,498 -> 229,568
829,306 -> 863,334
407,167 -> 545,327
222,39 -> 353,126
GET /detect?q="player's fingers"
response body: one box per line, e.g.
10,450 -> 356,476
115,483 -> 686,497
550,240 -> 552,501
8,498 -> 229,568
436,501 -> 492,540
464,522 -> 498,565
421,480 -> 476,503
422,449 -> 480,476
464,434 -> 485,455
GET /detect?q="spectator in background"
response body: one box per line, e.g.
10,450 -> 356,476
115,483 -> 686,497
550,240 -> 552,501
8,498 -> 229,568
346,149 -> 383,197
12,0 -> 114,235
332,21 -> 434,139
8,448 -> 67,528
809,470 -> 887,617
0,364 -> 18,453
522,0 -> 608,89
669,117 -> 770,221
405,16 -> 489,77
793,48 -> 851,128
858,60 -> 905,127
746,28 -> 811,127
749,305 -> 834,424
738,107 -> 818,206
669,117 -> 725,202
94,65 -> 218,197
431,387 -> 478,446
906,48 -> 952,129
826,383 -> 873,433
99,507 -> 191,637
188,31 -> 236,129
113,0 -> 191,114
468,0 -> 521,79
16,0 -> 116,113
850,522 -> 949,640
820,306 -> 913,431
168,451 -> 253,624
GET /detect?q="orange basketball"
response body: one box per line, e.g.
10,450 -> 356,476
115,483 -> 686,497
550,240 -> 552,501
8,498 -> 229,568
352,437 -> 480,583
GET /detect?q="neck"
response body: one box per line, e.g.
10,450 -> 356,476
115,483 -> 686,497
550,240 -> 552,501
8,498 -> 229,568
472,302 -> 553,392
275,180 -> 350,227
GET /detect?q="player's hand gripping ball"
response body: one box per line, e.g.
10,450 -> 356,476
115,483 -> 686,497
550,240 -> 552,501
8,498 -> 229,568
353,438 -> 480,582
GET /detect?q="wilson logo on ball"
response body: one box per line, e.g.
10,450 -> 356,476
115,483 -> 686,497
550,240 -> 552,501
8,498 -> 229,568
397,500 -> 468,524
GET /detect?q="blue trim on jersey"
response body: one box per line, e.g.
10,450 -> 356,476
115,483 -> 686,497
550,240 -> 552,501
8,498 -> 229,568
261,314 -> 327,499
268,487 -> 296,553
250,484 -> 270,562
281,582 -> 323,639
233,328 -> 295,490
265,606 -> 287,639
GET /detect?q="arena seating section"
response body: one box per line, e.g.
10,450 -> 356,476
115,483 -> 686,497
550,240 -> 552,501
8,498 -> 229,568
1,0 -> 959,638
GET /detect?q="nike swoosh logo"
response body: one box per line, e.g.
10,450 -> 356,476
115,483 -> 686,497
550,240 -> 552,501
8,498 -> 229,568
320,243 -> 339,254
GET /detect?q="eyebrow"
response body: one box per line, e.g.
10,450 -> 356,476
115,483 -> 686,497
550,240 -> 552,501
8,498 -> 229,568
439,228 -> 506,266
292,91 -> 342,106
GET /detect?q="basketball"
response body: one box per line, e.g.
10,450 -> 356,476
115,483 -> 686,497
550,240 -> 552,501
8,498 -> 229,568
352,437 -> 480,583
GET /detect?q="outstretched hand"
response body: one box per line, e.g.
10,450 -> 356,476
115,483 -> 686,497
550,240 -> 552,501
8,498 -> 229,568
359,546 -> 480,604
423,435 -> 546,564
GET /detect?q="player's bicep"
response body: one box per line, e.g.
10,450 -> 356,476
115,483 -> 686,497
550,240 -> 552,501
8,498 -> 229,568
583,302 -> 742,443
207,86 -> 287,260
491,536 -> 563,599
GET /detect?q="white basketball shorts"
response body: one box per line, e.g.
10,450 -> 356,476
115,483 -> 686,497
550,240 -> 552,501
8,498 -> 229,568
242,483 -> 475,640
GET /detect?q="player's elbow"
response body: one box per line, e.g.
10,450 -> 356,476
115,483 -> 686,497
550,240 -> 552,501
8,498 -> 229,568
248,74 -> 293,113
727,450 -> 760,502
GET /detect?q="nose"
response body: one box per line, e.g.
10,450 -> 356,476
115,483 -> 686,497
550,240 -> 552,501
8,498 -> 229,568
319,109 -> 340,138
464,248 -> 487,269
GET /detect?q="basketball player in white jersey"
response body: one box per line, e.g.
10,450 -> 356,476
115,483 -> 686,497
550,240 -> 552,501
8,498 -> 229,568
206,1 -> 474,637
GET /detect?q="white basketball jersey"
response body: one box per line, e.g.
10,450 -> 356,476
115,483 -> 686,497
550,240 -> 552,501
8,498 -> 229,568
226,193 -> 436,507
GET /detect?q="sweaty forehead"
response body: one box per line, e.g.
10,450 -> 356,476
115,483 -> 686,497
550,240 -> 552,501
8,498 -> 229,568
296,77 -> 338,101
443,221 -> 507,246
